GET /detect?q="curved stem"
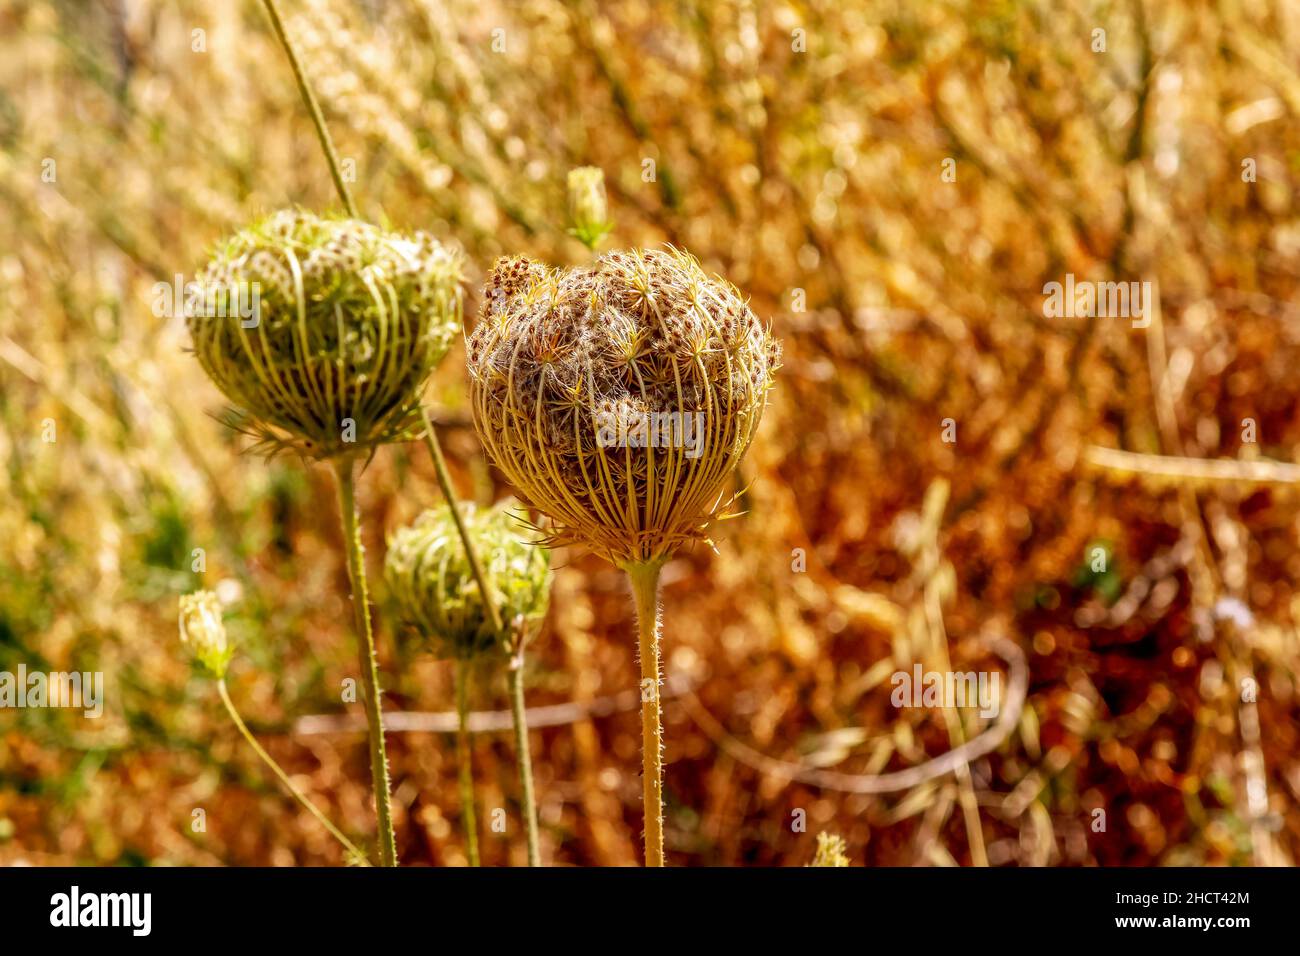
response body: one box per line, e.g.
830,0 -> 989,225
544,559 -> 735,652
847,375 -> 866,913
258,0 -> 359,217
419,406 -> 503,635
332,459 -> 398,867
507,659 -> 541,866
422,410 -> 543,865
454,658 -> 481,866
218,680 -> 370,865
626,561 -> 665,867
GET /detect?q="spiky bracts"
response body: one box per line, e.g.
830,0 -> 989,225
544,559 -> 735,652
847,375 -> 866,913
466,248 -> 780,567
189,209 -> 464,459
385,500 -> 551,661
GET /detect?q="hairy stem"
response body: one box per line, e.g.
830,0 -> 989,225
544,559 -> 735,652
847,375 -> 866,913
258,0 -> 359,218
626,560 -> 665,867
218,679 -> 369,865
507,659 -> 541,866
333,459 -> 398,867
455,658 -> 480,866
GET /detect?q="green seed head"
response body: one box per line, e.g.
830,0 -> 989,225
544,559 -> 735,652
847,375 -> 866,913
178,590 -> 233,679
466,248 -> 781,567
385,500 -> 551,660
188,209 -> 464,459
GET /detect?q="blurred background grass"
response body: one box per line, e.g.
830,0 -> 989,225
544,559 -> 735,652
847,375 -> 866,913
2,0 -> 1300,865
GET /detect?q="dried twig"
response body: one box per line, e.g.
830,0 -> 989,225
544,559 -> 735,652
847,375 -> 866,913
292,674 -> 694,736
1084,446 -> 1300,486
681,637 -> 1027,795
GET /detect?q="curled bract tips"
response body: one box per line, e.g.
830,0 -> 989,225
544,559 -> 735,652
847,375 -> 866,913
466,247 -> 781,567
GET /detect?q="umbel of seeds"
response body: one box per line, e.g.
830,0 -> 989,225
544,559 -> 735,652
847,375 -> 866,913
188,208 -> 463,458
385,500 -> 551,866
467,248 -> 780,565
466,247 -> 780,865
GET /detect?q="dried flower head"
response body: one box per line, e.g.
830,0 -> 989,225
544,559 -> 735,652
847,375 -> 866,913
566,166 -> 613,250
188,209 -> 464,458
178,590 -> 233,678
466,248 -> 780,567
385,500 -> 551,661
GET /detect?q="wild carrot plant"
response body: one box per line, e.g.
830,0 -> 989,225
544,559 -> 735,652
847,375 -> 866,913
185,0 -> 516,868
187,211 -> 465,865
385,502 -> 551,865
179,590 -> 369,865
466,249 -> 780,864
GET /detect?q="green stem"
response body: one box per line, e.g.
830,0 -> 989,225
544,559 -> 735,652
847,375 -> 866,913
218,680 -> 370,865
626,561 -> 665,867
258,0 -> 359,218
419,406 -> 503,634
332,459 -> 398,867
454,658 -> 480,866
507,659 -> 541,866
422,407 -> 543,864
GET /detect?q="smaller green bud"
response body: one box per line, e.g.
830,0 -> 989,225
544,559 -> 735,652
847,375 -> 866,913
385,500 -> 551,661
566,166 -> 613,250
178,590 -> 233,678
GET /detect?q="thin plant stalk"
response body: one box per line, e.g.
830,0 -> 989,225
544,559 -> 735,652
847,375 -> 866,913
333,458 -> 398,867
259,0 -> 393,866
217,679 -> 370,865
626,560 -> 665,867
421,404 -> 542,866
418,407 -> 504,635
258,0 -> 541,867
507,657 -> 541,866
454,658 -> 481,866
257,0 -> 358,218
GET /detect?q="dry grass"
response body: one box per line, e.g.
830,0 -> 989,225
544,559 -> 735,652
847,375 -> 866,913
1,0 -> 1299,866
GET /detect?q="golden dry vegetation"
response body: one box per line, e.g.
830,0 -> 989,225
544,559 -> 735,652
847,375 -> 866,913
2,0 -> 1300,866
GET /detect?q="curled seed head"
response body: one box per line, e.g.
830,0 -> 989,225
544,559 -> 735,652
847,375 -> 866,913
384,500 -> 551,660
466,247 -> 781,567
178,590 -> 232,678
188,209 -> 465,459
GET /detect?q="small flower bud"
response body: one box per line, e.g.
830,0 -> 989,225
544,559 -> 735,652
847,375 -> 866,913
178,590 -> 233,678
188,209 -> 465,459
566,166 -> 613,250
809,831 -> 850,867
385,500 -> 551,661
